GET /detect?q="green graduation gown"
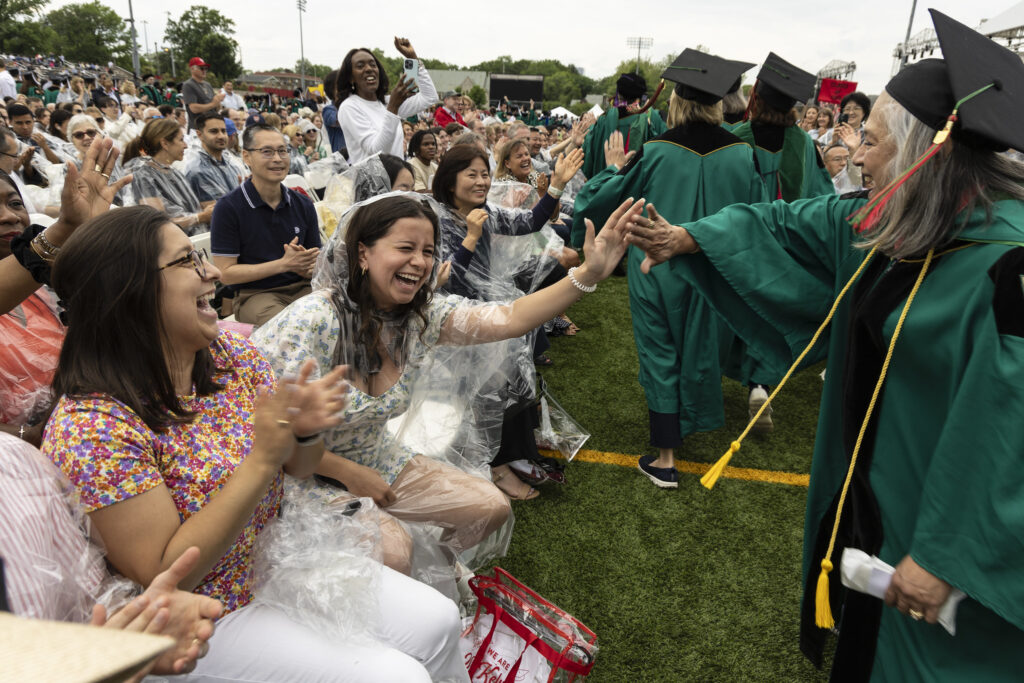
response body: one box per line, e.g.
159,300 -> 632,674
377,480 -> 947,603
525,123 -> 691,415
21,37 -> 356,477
732,122 -> 834,201
571,122 -> 767,444
580,107 -> 667,180
671,194 -> 1024,681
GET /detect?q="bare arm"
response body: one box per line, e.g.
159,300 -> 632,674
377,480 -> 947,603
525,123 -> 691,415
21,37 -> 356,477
439,198 -> 643,345
87,363 -> 348,590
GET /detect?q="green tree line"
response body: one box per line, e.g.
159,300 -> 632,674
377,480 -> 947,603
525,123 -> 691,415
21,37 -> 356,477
2,0 -> 677,115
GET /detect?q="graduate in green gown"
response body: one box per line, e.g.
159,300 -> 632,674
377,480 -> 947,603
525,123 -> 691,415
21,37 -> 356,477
731,53 -> 834,201
571,50 -> 764,487
580,73 -> 667,180
625,11 -> 1024,680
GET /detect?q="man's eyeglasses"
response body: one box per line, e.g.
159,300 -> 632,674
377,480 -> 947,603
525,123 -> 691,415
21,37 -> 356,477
245,146 -> 290,159
72,129 -> 99,140
159,248 -> 210,279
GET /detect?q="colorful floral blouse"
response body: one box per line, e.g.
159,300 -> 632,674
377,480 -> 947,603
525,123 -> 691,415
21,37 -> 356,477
42,331 -> 281,614
252,291 -> 459,484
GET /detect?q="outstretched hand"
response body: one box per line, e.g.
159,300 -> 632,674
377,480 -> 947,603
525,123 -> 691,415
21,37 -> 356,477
93,546 -> 223,678
624,203 -> 698,273
552,148 -> 584,189
60,137 -> 132,230
603,130 -> 635,170
578,197 -> 645,283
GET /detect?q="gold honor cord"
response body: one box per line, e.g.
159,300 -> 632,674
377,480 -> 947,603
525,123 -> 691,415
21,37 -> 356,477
814,248 -> 934,629
700,246 -> 879,490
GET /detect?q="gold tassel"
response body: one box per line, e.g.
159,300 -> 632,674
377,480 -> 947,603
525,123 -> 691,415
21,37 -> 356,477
700,248 -> 879,490
813,249 -> 933,631
815,559 -> 835,628
700,441 -> 740,489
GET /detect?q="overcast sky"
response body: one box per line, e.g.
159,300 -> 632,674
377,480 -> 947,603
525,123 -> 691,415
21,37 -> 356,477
51,1 -> 1017,95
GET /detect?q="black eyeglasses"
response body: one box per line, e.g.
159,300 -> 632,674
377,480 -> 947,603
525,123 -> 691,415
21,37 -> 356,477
159,248 -> 210,279
72,129 -> 99,140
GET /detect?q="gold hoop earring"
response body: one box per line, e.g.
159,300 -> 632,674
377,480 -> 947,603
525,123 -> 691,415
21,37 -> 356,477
361,266 -> 367,276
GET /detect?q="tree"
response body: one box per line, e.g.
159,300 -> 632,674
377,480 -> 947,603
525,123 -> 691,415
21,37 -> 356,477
467,84 -> 487,107
46,2 -> 131,65
165,6 -> 240,78
197,33 -> 241,80
0,0 -> 50,53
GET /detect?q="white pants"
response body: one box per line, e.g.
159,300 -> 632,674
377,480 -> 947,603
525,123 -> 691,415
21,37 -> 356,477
179,566 -> 470,682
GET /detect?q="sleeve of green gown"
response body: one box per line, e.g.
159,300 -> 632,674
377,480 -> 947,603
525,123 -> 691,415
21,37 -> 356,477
667,195 -> 863,374
910,257 -> 1024,632
803,141 -> 836,199
570,161 -> 643,248
581,115 -> 610,180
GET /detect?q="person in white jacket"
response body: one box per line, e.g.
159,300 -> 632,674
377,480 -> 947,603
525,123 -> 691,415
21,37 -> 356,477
336,37 -> 437,165
96,95 -> 141,148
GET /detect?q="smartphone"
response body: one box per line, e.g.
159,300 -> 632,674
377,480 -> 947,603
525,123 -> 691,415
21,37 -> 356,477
403,58 -> 419,93
838,112 -> 849,125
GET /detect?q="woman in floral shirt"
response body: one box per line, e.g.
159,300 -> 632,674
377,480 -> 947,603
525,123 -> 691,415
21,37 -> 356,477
42,205 -> 471,682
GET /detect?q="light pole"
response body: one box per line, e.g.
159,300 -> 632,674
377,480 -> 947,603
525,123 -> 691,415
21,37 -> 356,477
899,0 -> 919,70
297,0 -> 307,93
125,0 -> 141,79
625,36 -> 653,74
164,11 -> 176,78
142,20 -> 149,60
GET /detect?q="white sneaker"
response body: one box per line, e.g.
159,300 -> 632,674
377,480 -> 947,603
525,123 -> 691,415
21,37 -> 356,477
748,386 -> 774,433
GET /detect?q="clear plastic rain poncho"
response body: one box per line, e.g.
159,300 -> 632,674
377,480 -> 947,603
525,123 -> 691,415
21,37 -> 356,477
129,158 -> 207,235
0,437 -> 138,623
317,153 -> 393,238
251,191 -> 545,604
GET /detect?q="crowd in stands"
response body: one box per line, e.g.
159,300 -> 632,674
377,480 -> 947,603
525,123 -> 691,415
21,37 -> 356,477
3,10 -> 1023,680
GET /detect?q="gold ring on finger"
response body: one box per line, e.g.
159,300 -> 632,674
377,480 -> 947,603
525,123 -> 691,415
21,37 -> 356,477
276,419 -> 291,427
94,164 -> 103,172
100,172 -> 110,179
908,609 -> 923,621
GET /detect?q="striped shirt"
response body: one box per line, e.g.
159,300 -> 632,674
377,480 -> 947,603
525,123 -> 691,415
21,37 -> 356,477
0,433 -> 109,622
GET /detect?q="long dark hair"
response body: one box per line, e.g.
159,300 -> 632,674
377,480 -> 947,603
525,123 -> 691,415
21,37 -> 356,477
432,144 -> 490,206
51,206 -> 221,432
49,108 -> 73,140
343,197 -> 438,356
337,48 -> 389,105
323,68 -> 341,107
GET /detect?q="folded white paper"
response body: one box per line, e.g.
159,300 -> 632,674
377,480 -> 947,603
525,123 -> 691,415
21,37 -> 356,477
839,547 -> 967,635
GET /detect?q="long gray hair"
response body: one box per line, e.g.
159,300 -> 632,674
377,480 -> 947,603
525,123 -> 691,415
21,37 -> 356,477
858,94 -> 1024,258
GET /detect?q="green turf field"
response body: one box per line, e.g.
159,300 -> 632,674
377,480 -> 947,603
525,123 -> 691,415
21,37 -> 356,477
484,273 -> 832,682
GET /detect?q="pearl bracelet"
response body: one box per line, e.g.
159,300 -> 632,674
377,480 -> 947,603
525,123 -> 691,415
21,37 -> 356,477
567,266 -> 597,293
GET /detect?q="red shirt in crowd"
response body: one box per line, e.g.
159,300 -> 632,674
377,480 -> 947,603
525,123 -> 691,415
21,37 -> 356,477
433,106 -> 465,128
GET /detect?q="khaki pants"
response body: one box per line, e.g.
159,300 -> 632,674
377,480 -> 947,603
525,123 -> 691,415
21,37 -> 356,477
331,455 -> 511,575
235,281 -> 311,326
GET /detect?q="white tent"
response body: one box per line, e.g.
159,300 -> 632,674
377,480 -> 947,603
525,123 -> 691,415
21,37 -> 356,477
587,103 -> 604,118
549,106 -> 578,120
979,1 -> 1024,37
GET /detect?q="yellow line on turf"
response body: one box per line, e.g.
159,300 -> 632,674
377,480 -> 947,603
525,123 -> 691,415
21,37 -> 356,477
544,448 -> 810,487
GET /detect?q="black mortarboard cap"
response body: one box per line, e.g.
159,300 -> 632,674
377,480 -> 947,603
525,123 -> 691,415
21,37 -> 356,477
929,9 -> 1024,151
616,73 -> 647,101
754,52 -> 816,111
661,49 -> 755,105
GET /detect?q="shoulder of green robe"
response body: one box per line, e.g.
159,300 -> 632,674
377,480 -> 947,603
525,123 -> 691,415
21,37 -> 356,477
646,122 -> 752,157
958,198 -> 1024,247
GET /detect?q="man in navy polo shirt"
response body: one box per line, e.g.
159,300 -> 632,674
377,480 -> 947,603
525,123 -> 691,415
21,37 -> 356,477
211,124 -> 320,325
